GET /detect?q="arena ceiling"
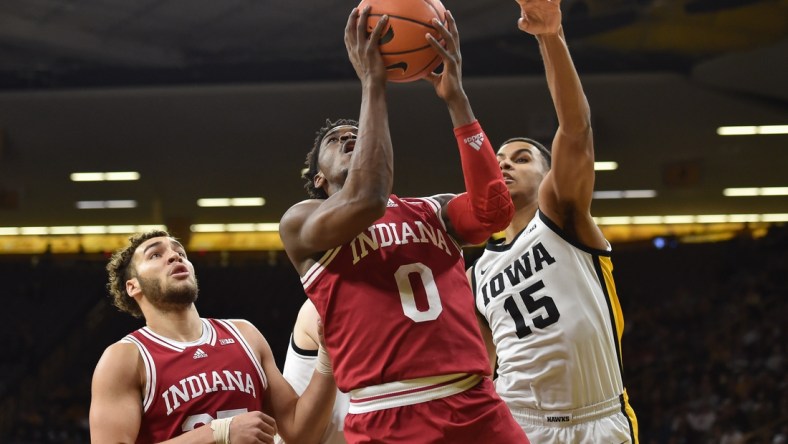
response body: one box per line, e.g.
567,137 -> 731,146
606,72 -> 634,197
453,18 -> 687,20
0,0 -> 786,249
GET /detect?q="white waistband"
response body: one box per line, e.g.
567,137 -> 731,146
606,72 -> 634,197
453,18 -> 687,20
510,396 -> 624,426
348,373 -> 482,414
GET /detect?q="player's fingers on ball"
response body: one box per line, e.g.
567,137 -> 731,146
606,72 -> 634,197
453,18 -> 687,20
369,14 -> 388,44
441,12 -> 460,49
357,6 -> 373,40
345,8 -> 359,38
430,18 -> 454,53
426,33 -> 450,59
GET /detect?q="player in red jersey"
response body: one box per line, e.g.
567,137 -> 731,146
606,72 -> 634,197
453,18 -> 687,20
278,7 -> 528,444
89,230 -> 337,444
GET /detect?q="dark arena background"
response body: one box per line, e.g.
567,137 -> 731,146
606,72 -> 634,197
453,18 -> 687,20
1,0 -> 786,442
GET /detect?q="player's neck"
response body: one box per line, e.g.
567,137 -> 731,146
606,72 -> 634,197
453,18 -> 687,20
504,203 -> 538,244
145,304 -> 202,342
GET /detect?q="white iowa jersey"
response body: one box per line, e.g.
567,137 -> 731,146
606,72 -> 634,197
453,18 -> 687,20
471,210 -> 627,411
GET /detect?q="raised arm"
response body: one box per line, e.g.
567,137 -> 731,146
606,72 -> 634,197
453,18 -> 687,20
424,11 -> 514,245
520,0 -> 605,248
280,7 -> 393,265
233,321 -> 336,444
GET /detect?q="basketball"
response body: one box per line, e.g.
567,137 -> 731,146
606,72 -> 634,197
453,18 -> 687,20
357,0 -> 447,83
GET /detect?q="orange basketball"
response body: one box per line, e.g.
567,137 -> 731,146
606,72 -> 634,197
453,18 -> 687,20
357,0 -> 447,83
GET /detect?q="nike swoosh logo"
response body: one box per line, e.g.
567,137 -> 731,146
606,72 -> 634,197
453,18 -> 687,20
379,25 -> 395,45
479,267 -> 488,275
386,62 -> 408,73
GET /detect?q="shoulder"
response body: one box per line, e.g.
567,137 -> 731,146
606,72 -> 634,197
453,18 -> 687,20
400,194 -> 456,213
93,340 -> 143,386
227,319 -> 265,341
427,193 -> 456,208
101,340 -> 141,363
227,319 -> 272,354
279,200 -> 324,251
280,200 -> 323,228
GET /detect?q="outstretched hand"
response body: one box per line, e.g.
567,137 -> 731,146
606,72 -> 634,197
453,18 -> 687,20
423,10 -> 465,103
516,0 -> 562,35
345,6 -> 389,86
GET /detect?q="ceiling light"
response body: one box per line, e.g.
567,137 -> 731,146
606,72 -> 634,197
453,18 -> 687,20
70,171 -> 140,182
724,187 -> 788,197
595,216 -> 632,225
594,162 -> 618,171
76,200 -> 137,209
197,198 -> 230,207
762,187 -> 788,196
723,188 -> 758,196
0,224 -> 166,236
255,223 -> 279,231
190,223 -> 280,233
231,197 -> 265,206
104,172 -> 140,181
763,214 -> 788,222
593,190 -> 657,199
664,215 -> 695,224
226,224 -> 257,232
696,215 -> 728,223
717,125 -> 788,136
20,227 -> 48,235
50,226 -> 79,235
108,225 -> 138,233
105,200 -> 137,208
190,224 -> 226,232
70,172 -> 105,181
632,216 -> 663,224
728,214 -> 760,223
76,201 -> 105,209
78,226 -> 108,234
595,213 -> 788,226
758,125 -> 788,134
197,197 -> 265,207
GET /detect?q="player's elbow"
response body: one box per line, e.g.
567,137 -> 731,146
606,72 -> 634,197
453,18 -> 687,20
560,119 -> 593,142
477,182 -> 515,231
447,190 -> 514,245
351,192 -> 389,221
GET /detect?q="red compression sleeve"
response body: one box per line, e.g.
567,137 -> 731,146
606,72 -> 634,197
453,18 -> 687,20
447,120 -> 514,244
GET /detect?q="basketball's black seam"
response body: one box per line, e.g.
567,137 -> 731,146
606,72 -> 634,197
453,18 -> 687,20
380,39 -> 444,56
368,13 -> 437,29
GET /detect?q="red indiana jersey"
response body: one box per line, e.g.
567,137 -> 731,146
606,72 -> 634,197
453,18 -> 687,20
301,195 -> 491,392
122,318 -> 267,443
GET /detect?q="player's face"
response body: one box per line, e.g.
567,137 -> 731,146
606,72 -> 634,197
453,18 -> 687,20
318,125 -> 358,187
497,141 -> 549,204
130,236 -> 199,309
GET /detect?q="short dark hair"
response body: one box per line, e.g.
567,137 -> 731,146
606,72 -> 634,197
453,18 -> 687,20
501,137 -> 552,168
303,118 -> 359,199
106,230 -> 170,318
